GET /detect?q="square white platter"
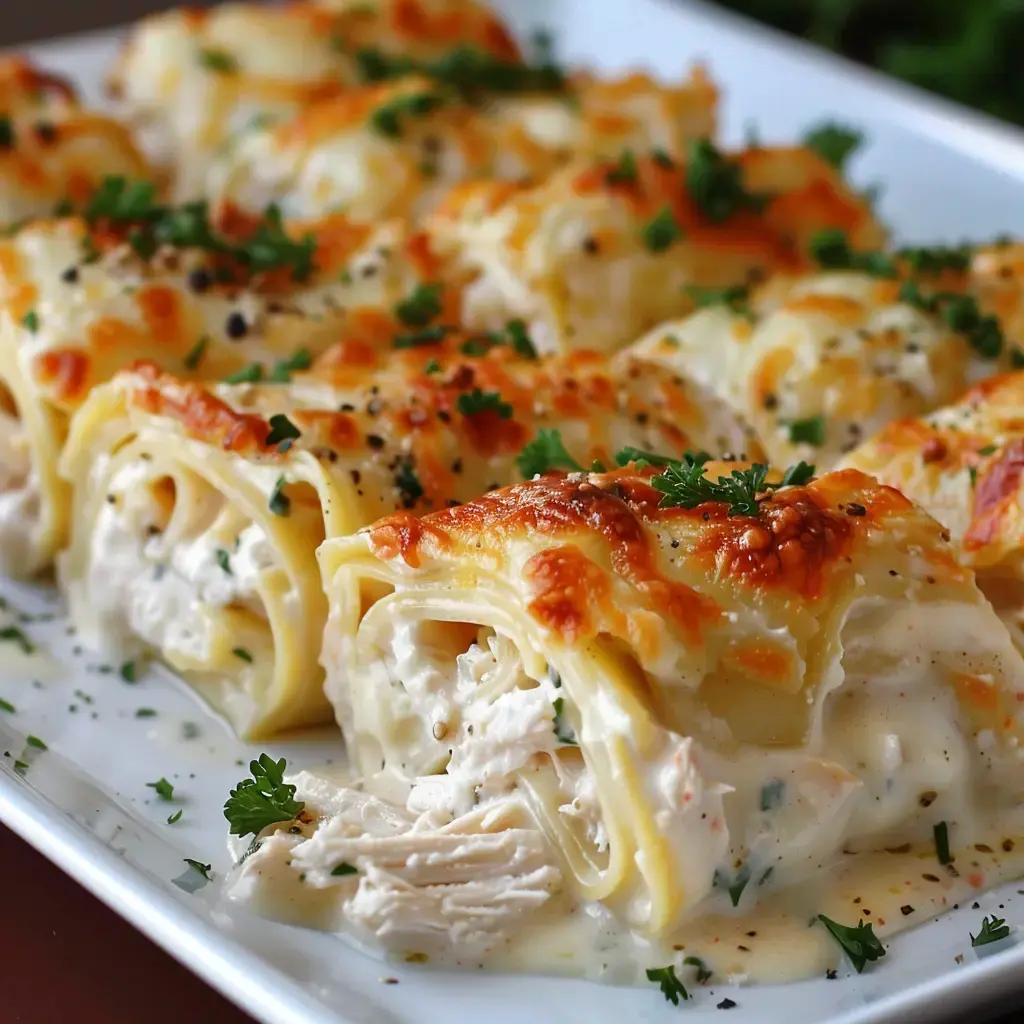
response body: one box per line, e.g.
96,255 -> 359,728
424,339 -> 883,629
6,2 -> 1024,1023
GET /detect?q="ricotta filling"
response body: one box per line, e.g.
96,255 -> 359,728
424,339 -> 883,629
0,405 -> 44,575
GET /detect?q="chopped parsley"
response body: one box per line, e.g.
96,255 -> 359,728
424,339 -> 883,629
21,310 -> 39,333
714,863 -> 751,906
183,858 -> 213,880
971,915 -> 1011,947
199,48 -> 238,73
552,696 -> 577,745
0,116 -> 14,148
394,282 -> 442,327
216,548 -> 232,575
641,206 -> 684,253
803,122 -> 864,170
224,363 -> 264,385
686,138 -> 771,223
331,862 -> 359,877
26,735 -> 47,750
683,956 -> 712,984
393,325 -> 449,349
809,228 -> 896,276
167,809 -> 183,825
268,477 -> 290,517
503,319 -> 538,359
651,452 -> 768,516
0,698 -> 13,713
223,753 -> 305,837
369,90 -> 444,138
456,388 -> 513,419
817,915 -> 886,973
788,415 -> 826,446
135,708 -> 157,718
183,336 -> 208,371
898,283 -> 1003,359
424,359 -> 441,374
779,461 -> 816,487
685,283 -> 752,316
899,244 -> 972,274
232,647 -> 253,663
268,348 -> 312,383
265,414 -> 301,448
0,626 -> 34,654
760,779 -> 785,811
646,965 -> 688,1005
517,428 -> 583,478
86,176 -> 160,222
605,148 -> 638,186
119,660 -> 138,683
394,458 -> 424,507
934,820 -> 951,865
147,777 -> 175,801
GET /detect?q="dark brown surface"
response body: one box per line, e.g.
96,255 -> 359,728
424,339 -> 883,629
0,823 -> 257,1024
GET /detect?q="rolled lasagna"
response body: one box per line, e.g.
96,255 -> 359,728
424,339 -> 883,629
225,465 -> 1024,976
629,268 -> 1003,469
842,371 -> 1024,648
109,0 -> 526,199
59,336 -> 753,738
206,68 -> 717,223
426,144 -> 884,355
0,57 -> 149,228
0,201 -> 431,575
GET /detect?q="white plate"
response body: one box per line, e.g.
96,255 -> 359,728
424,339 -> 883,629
7,3 -> 1024,1023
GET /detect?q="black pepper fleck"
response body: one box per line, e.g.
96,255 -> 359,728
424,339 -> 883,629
225,312 -> 248,339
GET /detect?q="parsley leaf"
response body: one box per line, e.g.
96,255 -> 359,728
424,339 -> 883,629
504,318 -> 538,359
216,548 -> 232,574
267,348 -> 312,383
0,117 -> 14,148
236,204 -> 315,282
646,965 -> 689,1005
810,228 -> 896,276
331,862 -> 358,876
147,777 -> 175,801
971,915 -> 1011,947
199,48 -> 238,73
223,753 -> 304,837
265,413 -> 301,448
232,647 -> 253,663
183,858 -> 213,880
268,477 -> 290,517
517,428 -> 583,478
900,245 -> 972,274
224,363 -> 264,385
21,311 -> 39,333
934,820 -> 951,865
818,915 -> 886,973
651,454 -> 768,517
120,660 -> 138,683
686,138 -> 771,223
803,122 -> 864,170
714,863 -> 752,906
685,283 -> 752,315
85,176 -> 160,223
778,461 -> 816,487
788,415 -> 826,446
456,388 -> 513,419
183,336 -> 208,371
393,325 -> 450,349
26,735 -> 47,750
369,90 -> 444,138
683,956 -> 712,984
0,626 -> 34,654
641,206 -> 684,253
605,148 -> 638,185
552,696 -> 577,745
167,809 -> 182,825
395,283 -> 442,327
614,446 -> 678,469
394,457 -> 423,507
0,698 -> 13,712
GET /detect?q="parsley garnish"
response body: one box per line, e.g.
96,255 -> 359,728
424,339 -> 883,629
268,477 -> 290,516
216,548 -> 232,574
224,363 -> 264,385
395,282 -> 442,327
393,325 -> 449,349
810,228 -> 896,276
817,915 -> 886,973
714,863 -> 751,906
394,458 -> 423,506
21,311 -> 39,333
135,708 -> 157,718
552,696 -> 577,745
183,858 -> 213,880
605,148 -> 638,185
237,204 -> 315,281
686,138 -> 771,223
26,735 -> 47,750
614,446 -> 677,469
424,359 -> 441,374
147,777 -> 175,801
788,415 -> 826,446
86,176 -> 159,222
267,348 -> 312,383
331,862 -> 358,876
0,698 -> 13,712
456,388 -> 513,419
504,319 -> 538,359
971,915 -> 1011,947
232,647 -> 253,663
0,626 -> 34,654
120,660 -> 138,683
900,245 -> 972,274
760,779 -> 785,811
651,453 -> 769,516
934,820 -> 951,865
265,414 -> 301,448
199,48 -> 238,73
641,206 -> 684,253
685,284 -> 752,315
803,122 -> 864,170
646,966 -> 689,1005
517,429 -> 583,478
683,956 -> 712,984
223,753 -> 304,837
779,461 -> 816,487
897,283 -> 1003,358
183,336 -> 208,371
167,809 -> 182,824
369,90 -> 444,138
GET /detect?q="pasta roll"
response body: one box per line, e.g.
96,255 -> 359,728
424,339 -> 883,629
235,466 -> 1024,962
630,269 -> 1002,470
59,335 -> 753,738
426,144 -> 883,355
207,67 -> 717,223
0,57 -> 149,228
109,0 -> 521,199
0,203 -> 432,575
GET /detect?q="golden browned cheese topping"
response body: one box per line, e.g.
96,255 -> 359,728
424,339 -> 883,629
0,55 -> 76,110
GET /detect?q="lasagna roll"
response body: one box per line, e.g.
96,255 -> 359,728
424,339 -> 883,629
0,57 -> 149,228
109,0 -> 521,199
206,68 -> 717,223
426,144 -> 884,355
0,206 -> 431,576
630,269 -> 1000,470
227,467 -> 1024,967
842,371 -> 1024,644
59,339 -> 752,739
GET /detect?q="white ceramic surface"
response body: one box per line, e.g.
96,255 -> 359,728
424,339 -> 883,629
4,4 -> 1024,1022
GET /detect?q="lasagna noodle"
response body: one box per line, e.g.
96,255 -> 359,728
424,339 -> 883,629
59,337 -> 755,738
304,467 -> 1024,956
206,68 -> 717,223
109,0 -> 523,199
629,269 -> 1002,470
0,56 -> 149,228
425,145 -> 884,355
0,210 -> 433,575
